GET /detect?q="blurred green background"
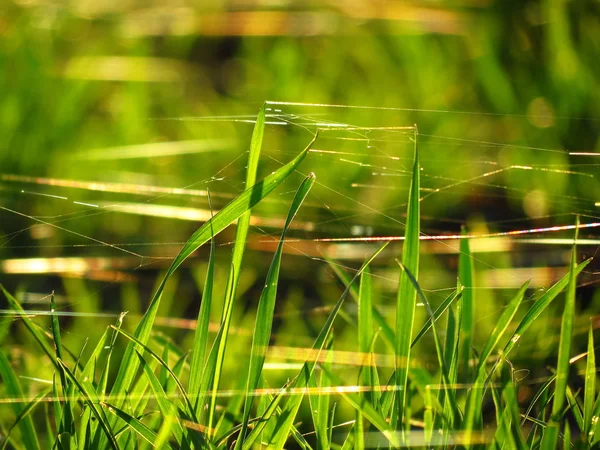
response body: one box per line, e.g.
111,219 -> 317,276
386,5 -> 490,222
1,0 -> 599,439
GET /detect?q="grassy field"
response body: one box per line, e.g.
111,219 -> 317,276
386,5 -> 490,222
1,2 -> 599,449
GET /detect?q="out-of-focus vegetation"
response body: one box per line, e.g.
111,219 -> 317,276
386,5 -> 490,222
1,1 -> 599,448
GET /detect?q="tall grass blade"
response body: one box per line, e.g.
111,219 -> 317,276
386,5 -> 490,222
209,104 -> 266,432
50,292 -> 75,443
188,196 -> 216,415
109,125 -> 317,412
584,323 -> 596,441
358,268 -> 373,396
237,174 -> 315,448
394,126 -> 420,431
458,229 -> 474,377
540,217 -> 580,450
400,264 -> 459,426
309,335 -> 333,450
0,352 -> 41,450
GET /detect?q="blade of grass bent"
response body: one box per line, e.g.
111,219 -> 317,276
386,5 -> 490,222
394,126 -> 420,431
541,218 -> 579,450
109,129 -> 317,411
236,174 -> 315,448
0,351 -> 41,450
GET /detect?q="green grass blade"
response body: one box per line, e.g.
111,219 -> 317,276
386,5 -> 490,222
134,351 -> 185,447
188,201 -> 216,415
478,281 -> 530,375
358,267 -> 373,399
463,281 -> 528,441
111,327 -> 197,424
400,263 -> 459,426
325,257 -> 396,351
320,363 -> 400,448
50,292 -> 67,389
209,105 -> 267,432
50,293 -> 76,440
102,403 -> 175,450
237,174 -> 315,448
309,335 -> 333,450
566,386 -> 584,432
1,285 -> 58,371
266,243 -> 389,450
458,229 -> 474,377
442,295 -> 461,436
584,322 -> 596,439
540,218 -> 580,450
394,126 -> 420,430
57,358 -> 119,450
0,352 -> 42,450
239,382 -> 291,450
109,128 -> 317,411
410,288 -> 462,349
502,259 -> 590,357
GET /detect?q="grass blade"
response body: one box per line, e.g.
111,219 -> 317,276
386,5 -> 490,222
109,126 -> 317,412
541,217 -> 580,450
410,288 -> 462,349
134,351 -> 185,447
266,242 -> 389,450
102,403 -> 175,450
320,363 -> 400,448
1,286 -> 58,371
208,105 -> 267,432
584,322 -> 596,440
458,229 -> 474,377
188,196 -> 216,415
463,281 -> 529,441
0,351 -> 41,450
394,126 -> 420,430
400,263 -> 459,426
358,267 -> 373,399
502,259 -> 590,357
57,358 -> 119,450
236,174 -> 315,448
325,257 -> 396,351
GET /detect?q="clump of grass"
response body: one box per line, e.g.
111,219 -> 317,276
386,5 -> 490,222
0,105 -> 597,449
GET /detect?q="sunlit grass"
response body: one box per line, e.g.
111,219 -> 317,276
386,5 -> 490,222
1,106 -> 598,450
